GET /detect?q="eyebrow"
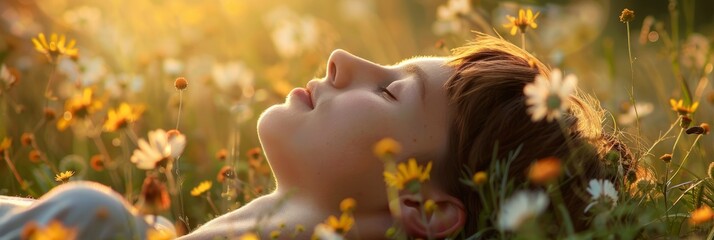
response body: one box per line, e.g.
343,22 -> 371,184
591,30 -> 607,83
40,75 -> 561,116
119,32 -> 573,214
404,63 -> 427,106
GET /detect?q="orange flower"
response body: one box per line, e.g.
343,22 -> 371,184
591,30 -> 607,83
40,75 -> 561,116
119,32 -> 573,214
28,150 -> 42,164
472,171 -> 488,186
340,198 -> 356,213
373,138 -> 402,158
217,165 -> 236,183
22,220 -> 76,240
690,206 -> 714,225
528,157 -> 561,185
215,148 -> 228,161
90,154 -> 105,171
136,176 -> 170,215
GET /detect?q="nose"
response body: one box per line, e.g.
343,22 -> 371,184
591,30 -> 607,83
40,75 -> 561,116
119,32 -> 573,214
326,49 -> 392,89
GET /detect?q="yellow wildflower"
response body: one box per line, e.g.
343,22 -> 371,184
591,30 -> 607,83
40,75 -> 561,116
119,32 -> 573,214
57,88 -> 103,131
31,33 -> 78,62
238,232 -> 259,240
270,230 -> 281,239
23,220 -> 77,240
103,103 -> 144,132
54,171 -> 74,182
325,213 -> 355,235
383,158 -> 432,190
503,9 -> 540,35
0,137 -> 11,155
373,138 -> 402,158
690,206 -> 714,225
424,199 -> 437,215
340,198 -> 356,213
146,229 -> 173,240
670,99 -> 699,115
528,157 -> 562,185
191,181 -> 212,196
472,171 -> 488,186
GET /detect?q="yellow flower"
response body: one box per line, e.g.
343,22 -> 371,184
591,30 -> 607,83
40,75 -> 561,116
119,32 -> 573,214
238,232 -> 259,240
528,157 -> 562,185
191,181 -> 212,196
23,220 -> 77,240
146,229 -> 173,240
503,9 -> 540,35
57,88 -> 103,131
31,33 -> 78,62
340,198 -> 356,213
373,138 -> 402,158
325,213 -> 355,234
383,158 -> 432,190
54,171 -> 75,182
270,230 -> 281,239
103,103 -> 144,132
670,99 -> 699,115
424,199 -> 437,215
472,171 -> 488,186
0,137 -> 11,155
690,206 -> 714,225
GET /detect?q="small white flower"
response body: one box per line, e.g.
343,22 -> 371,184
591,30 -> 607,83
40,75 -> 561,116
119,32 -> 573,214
432,0 -> 471,35
313,224 -> 344,240
163,58 -> 184,76
497,190 -> 549,231
62,6 -> 102,34
584,179 -> 618,213
618,102 -> 654,126
130,129 -> 186,170
523,69 -> 577,122
211,61 -> 255,99
264,7 -> 320,59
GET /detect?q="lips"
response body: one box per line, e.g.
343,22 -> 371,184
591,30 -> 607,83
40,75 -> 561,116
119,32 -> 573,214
290,87 -> 314,109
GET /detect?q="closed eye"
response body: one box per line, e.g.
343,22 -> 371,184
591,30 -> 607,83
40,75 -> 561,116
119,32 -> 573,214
378,86 -> 398,100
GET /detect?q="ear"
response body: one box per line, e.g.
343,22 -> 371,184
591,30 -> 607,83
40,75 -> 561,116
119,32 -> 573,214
398,189 -> 466,238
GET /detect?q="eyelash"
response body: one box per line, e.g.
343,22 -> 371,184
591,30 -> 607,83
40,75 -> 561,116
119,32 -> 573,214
378,86 -> 398,100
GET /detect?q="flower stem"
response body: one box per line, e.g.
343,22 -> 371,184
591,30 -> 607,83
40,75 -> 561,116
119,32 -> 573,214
625,21 -> 642,151
206,194 -> 219,215
3,150 -> 26,190
521,32 -> 526,50
43,63 -> 56,108
176,90 -> 183,131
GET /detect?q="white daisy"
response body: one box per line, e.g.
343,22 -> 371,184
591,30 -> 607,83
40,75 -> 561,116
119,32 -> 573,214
584,179 -> 618,213
432,0 -> 471,35
497,190 -> 549,231
130,129 -> 186,170
313,224 -> 344,240
618,102 -> 654,126
523,69 -> 577,122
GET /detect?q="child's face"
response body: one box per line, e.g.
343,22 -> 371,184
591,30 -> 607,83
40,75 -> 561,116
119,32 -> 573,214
257,50 -> 454,206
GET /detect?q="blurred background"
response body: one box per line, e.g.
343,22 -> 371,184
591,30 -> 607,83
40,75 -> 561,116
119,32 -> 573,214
1,0 -> 714,234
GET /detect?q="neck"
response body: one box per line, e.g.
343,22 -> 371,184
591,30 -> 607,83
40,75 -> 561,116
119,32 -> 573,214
180,190 -> 394,239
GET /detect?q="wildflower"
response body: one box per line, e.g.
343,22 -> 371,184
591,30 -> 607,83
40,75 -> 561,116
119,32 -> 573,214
215,148 -> 228,161
130,129 -> 186,170
1,64 -> 19,89
136,175 -> 170,215
57,88 -> 103,131
247,147 -> 262,162
54,171 -> 74,183
585,179 -> 618,213
325,213 -> 354,234
31,33 -> 79,62
690,206 -> 714,225
523,69 -> 577,122
146,229 -> 173,240
174,77 -> 188,90
264,8 -> 320,59
340,198 -> 356,213
619,8 -> 635,23
432,0 -> 471,35
90,154 -> 104,171
21,133 -> 33,146
681,115 -> 693,128
424,199 -> 437,215
211,61 -> 255,99
191,181 -> 212,196
528,157 -> 562,185
23,220 -> 76,240
44,108 -> 57,121
295,224 -> 305,233
373,138 -> 402,158
617,102 -> 654,126
503,9 -> 540,35
670,98 -> 699,115
28,150 -> 42,163
217,165 -> 236,183
686,126 -> 706,135
313,223 -> 344,240
472,171 -> 488,186
247,147 -> 271,177
497,190 -> 549,231
270,230 -> 281,239
103,103 -> 144,132
383,158 -> 432,192
0,137 -> 11,155
659,153 -> 672,163
238,232 -> 259,240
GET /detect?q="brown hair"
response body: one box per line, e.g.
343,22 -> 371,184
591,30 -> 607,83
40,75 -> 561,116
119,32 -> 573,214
436,34 -> 637,235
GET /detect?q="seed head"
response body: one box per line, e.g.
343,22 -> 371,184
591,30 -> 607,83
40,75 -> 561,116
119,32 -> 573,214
620,8 -> 635,23
28,150 -> 41,163
174,77 -> 188,90
660,153 -> 672,163
701,123 -> 710,134
21,133 -> 34,146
